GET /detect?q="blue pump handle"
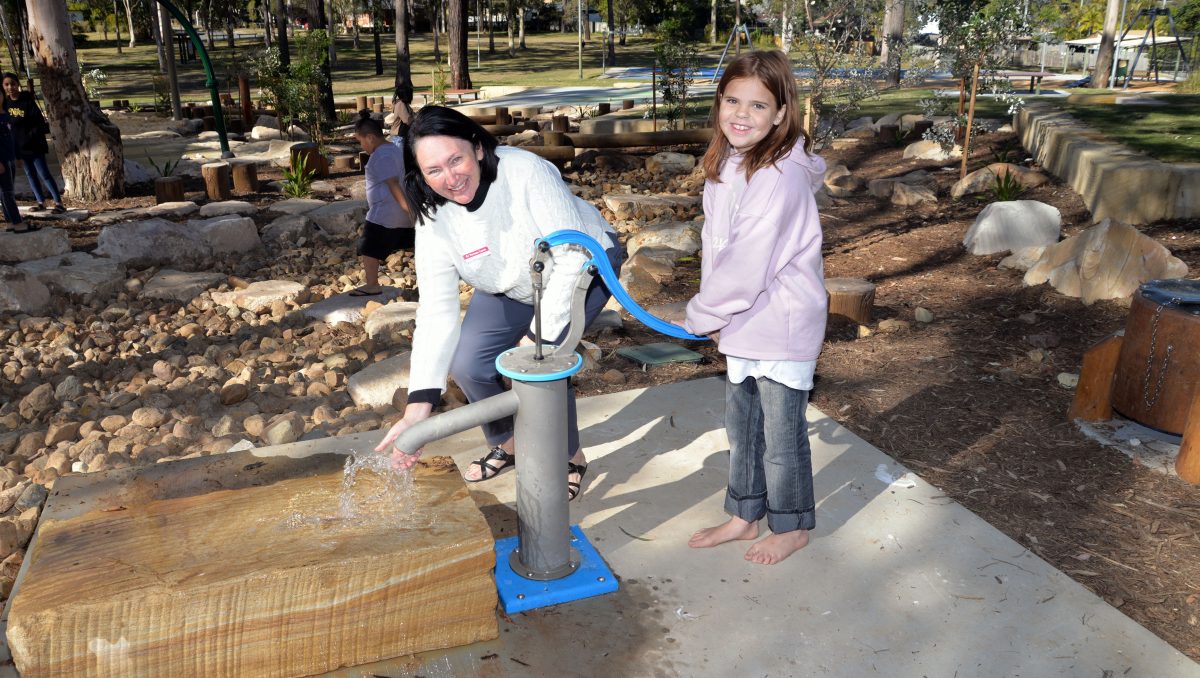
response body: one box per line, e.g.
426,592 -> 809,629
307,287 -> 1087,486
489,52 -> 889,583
538,230 -> 708,342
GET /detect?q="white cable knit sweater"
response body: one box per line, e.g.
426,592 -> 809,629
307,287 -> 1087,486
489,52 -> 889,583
408,147 -> 616,395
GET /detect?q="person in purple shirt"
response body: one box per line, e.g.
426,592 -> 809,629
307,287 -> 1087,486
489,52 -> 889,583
683,50 -> 828,565
350,110 -> 414,296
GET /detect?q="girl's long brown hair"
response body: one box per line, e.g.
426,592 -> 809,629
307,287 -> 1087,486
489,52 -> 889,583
701,50 -> 810,182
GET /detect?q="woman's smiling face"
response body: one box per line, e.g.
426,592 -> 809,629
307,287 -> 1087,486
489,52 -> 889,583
413,134 -> 484,205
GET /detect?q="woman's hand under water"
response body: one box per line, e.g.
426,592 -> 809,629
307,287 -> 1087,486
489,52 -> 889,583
375,402 -> 434,470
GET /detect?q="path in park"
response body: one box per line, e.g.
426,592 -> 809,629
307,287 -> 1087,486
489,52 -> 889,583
10,379 -> 1194,677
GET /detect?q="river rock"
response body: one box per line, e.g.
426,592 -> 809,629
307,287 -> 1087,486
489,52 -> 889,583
141,269 -> 226,303
131,407 -> 168,429
53,376 -> 83,402
867,170 -> 935,199
261,411 -> 306,446
619,262 -> 662,304
902,140 -> 961,161
964,201 -> 1062,255
199,216 -> 263,256
892,182 -> 937,207
346,353 -> 412,408
624,251 -> 676,284
44,421 -> 81,447
18,384 -> 54,421
349,180 -> 367,201
0,228 -> 70,264
824,165 -> 863,197
123,159 -> 157,185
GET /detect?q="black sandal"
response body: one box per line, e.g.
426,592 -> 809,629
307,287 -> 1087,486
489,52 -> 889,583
567,462 -> 588,501
465,446 -> 515,482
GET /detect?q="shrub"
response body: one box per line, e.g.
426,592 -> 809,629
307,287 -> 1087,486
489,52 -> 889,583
991,170 -> 1026,201
282,154 -> 316,198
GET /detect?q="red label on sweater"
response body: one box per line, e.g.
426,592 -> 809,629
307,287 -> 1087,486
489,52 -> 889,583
463,246 -> 490,261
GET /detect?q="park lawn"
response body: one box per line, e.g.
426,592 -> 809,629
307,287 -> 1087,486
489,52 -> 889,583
1059,95 -> 1200,163
75,30 -> 712,106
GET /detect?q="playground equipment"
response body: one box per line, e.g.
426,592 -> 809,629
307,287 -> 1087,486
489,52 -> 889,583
154,0 -> 234,158
389,231 -> 704,612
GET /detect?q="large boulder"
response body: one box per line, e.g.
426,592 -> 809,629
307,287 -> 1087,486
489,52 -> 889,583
0,266 -> 50,313
625,221 -> 702,258
141,269 -> 226,303
16,252 -> 126,300
266,198 -> 327,217
902,140 -> 961,161
950,163 -> 1051,198
199,216 -> 263,255
364,301 -> 420,343
618,261 -> 663,304
891,182 -> 937,207
602,193 -> 701,221
211,280 -> 305,313
262,214 -> 315,244
94,218 -> 209,268
123,159 -> 158,185
0,228 -> 70,264
303,287 -> 404,325
308,200 -> 367,237
145,201 -> 200,219
867,170 -> 934,199
873,112 -> 903,130
646,152 -> 696,175
624,250 -> 676,284
963,200 -> 1062,255
1024,219 -> 1188,305
347,353 -> 412,408
824,165 -> 863,197
198,200 -> 257,218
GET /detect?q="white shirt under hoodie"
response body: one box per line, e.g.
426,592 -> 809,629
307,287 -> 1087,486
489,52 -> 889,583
408,147 -> 617,396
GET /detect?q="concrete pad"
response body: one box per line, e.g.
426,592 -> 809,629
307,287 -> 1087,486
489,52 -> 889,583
3,379 -> 1195,677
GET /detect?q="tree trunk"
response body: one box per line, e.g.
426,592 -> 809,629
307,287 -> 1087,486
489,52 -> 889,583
506,0 -> 514,56
432,0 -> 441,61
448,0 -> 471,88
882,0 -> 905,87
203,0 -> 214,51
487,0 -> 494,54
352,0 -> 360,50
160,2 -> 183,119
121,0 -> 135,47
618,13 -> 624,46
607,0 -> 615,65
225,6 -> 235,49
518,3 -> 525,48
326,1 -> 338,68
372,7 -> 382,75
309,0 -> 337,122
1091,0 -> 1121,88
582,0 -> 590,42
263,2 -> 272,47
150,1 -> 167,72
398,0 -> 412,87
112,0 -> 122,54
780,0 -> 794,54
274,0 -> 290,69
26,1 -> 125,201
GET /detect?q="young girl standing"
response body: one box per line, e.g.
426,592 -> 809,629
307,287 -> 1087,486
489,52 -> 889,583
683,50 -> 827,565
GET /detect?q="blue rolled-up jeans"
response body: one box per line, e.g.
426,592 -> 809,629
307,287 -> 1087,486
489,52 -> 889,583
20,154 -> 62,205
723,375 -> 816,534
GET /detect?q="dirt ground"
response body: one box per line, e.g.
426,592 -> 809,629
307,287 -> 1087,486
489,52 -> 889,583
41,120 -> 1200,661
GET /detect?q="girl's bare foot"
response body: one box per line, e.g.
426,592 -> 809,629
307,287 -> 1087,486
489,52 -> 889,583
688,517 -> 759,548
745,530 -> 810,565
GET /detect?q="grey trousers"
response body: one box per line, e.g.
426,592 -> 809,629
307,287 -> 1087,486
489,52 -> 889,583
449,245 -> 621,458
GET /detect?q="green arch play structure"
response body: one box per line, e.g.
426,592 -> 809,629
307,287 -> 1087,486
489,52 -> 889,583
154,0 -> 233,158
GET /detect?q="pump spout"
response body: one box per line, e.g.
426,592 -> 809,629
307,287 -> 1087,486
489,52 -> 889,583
388,391 -> 520,455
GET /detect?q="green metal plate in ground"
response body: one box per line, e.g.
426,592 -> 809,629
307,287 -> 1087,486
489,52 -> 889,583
616,342 -> 704,367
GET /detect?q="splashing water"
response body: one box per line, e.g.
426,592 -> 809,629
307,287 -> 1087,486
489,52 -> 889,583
338,448 -> 416,521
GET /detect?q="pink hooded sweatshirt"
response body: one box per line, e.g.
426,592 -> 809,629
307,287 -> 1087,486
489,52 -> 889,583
684,141 -> 827,362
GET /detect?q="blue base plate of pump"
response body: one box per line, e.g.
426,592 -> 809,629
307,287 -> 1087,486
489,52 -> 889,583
494,525 -> 618,614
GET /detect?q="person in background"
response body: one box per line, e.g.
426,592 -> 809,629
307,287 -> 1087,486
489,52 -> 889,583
2,74 -> 66,215
350,110 -> 413,297
683,50 -> 828,565
0,105 -> 31,233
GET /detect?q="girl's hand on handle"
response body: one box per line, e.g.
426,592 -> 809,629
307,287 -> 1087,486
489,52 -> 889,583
376,402 -> 434,470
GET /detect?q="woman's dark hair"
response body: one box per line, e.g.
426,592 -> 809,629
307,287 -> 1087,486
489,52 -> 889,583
353,109 -> 384,137
1,73 -> 18,86
403,105 -> 500,223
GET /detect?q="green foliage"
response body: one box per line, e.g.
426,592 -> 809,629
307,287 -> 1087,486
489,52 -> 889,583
282,154 -> 316,199
152,75 -> 171,114
254,30 -> 332,147
80,66 -> 107,99
991,170 -> 1026,201
653,37 -> 698,130
925,0 -> 1028,80
147,155 -> 179,178
431,61 -> 448,106
1174,0 -> 1200,33
1182,71 -> 1200,95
